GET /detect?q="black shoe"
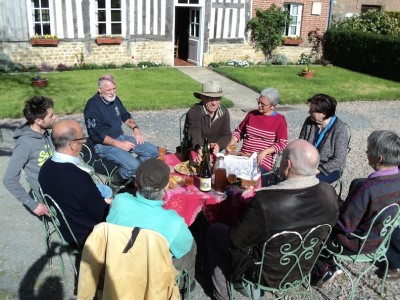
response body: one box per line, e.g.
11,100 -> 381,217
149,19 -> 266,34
375,268 -> 400,280
311,265 -> 343,288
180,280 -> 196,296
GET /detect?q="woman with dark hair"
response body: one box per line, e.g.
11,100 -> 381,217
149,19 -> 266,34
299,94 -> 349,183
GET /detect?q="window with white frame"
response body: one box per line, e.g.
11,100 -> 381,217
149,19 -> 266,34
32,0 -> 51,35
97,0 -> 122,35
284,3 -> 303,37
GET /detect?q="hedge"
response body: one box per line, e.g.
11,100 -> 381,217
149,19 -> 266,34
323,29 -> 400,81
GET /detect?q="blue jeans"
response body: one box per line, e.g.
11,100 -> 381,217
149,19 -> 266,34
94,135 -> 158,179
317,170 -> 341,184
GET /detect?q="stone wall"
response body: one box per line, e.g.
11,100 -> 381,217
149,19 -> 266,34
2,40 -> 174,68
203,43 -> 312,65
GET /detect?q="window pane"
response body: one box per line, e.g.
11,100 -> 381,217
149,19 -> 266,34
111,11 -> 121,22
34,24 -> 42,35
98,10 -> 106,22
98,23 -> 106,35
178,0 -> 188,3
33,0 -> 40,7
111,23 -> 121,34
42,9 -> 50,22
189,0 -> 199,3
111,0 -> 121,9
34,10 -> 41,22
42,0 -> 49,8
195,24 -> 199,37
98,0 -> 105,9
43,23 -> 51,35
292,6 -> 298,15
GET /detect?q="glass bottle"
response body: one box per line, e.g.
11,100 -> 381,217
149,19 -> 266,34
214,154 -> 227,193
199,138 -> 211,192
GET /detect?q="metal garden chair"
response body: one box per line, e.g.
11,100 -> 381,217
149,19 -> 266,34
230,224 -> 332,300
40,189 -> 81,278
176,269 -> 192,300
325,203 -> 400,299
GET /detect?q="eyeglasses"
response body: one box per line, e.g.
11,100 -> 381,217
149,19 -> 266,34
69,137 -> 87,146
256,99 -> 271,108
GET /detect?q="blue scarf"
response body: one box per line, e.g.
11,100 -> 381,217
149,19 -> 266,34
314,116 -> 336,148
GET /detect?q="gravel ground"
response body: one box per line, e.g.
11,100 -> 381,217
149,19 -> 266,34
1,101 -> 400,299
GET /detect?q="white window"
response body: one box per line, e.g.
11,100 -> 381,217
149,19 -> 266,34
284,3 -> 303,37
96,0 -> 122,35
189,9 -> 200,38
32,0 -> 51,35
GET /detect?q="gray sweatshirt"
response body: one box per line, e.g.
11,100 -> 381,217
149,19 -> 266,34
3,123 -> 53,211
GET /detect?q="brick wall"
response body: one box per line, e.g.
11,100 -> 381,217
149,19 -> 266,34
2,41 -> 174,68
251,0 -> 330,42
332,0 -> 400,20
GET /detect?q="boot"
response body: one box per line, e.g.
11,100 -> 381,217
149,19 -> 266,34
110,170 -> 129,187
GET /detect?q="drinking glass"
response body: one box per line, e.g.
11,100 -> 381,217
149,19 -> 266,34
185,174 -> 194,186
227,174 -> 237,184
228,144 -> 237,154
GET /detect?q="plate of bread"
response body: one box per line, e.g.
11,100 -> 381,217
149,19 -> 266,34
174,161 -> 199,175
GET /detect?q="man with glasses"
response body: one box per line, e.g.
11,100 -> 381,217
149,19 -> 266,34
227,87 -> 288,186
39,119 -> 110,248
184,81 -> 231,161
3,96 -> 57,217
84,74 -> 158,187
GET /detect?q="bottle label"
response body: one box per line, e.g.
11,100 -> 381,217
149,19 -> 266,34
200,177 -> 212,192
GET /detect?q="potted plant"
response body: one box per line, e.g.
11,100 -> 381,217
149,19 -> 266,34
96,35 -> 123,45
31,73 -> 48,87
30,34 -> 59,46
300,65 -> 315,78
282,36 -> 303,46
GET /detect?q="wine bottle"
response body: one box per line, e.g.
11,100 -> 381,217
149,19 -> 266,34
199,138 -> 211,192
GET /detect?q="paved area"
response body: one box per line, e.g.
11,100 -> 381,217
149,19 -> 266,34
1,66 -> 400,299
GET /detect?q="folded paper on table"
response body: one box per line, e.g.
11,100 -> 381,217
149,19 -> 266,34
224,153 -> 260,180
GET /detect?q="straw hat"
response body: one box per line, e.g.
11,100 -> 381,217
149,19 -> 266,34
193,81 -> 224,99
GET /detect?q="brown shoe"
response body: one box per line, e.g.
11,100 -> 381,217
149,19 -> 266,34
376,268 -> 400,280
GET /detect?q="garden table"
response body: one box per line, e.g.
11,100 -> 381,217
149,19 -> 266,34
163,153 -> 259,226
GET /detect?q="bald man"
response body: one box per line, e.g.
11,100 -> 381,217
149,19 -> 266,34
39,119 -> 109,248
207,139 -> 339,300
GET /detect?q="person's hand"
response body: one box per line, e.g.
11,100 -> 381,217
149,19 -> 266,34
257,150 -> 268,165
210,143 -> 220,155
133,130 -> 145,145
33,203 -> 50,217
196,148 -> 203,163
104,198 -> 113,204
118,140 -> 136,151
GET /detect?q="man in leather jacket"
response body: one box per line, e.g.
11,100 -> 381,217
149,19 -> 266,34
207,139 -> 339,300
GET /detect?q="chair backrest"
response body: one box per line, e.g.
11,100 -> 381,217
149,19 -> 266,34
255,224 -> 332,291
352,203 -> 400,258
179,112 -> 187,145
78,223 -> 180,300
40,189 -> 81,251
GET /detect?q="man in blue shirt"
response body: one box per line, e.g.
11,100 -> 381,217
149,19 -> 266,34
84,74 -> 158,186
107,158 -> 197,289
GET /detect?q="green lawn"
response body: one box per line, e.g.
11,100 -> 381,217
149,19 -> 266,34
0,68 -> 231,119
214,65 -> 400,105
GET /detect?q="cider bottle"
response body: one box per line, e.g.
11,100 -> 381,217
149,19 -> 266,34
214,154 -> 227,193
199,138 -> 211,192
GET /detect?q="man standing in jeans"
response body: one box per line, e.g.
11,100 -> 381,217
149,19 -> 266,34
84,74 -> 158,186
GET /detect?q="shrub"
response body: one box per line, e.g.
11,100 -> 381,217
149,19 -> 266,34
137,61 -> 162,69
39,61 -> 54,72
0,54 -> 24,73
270,54 -> 288,65
56,63 -> 73,72
226,60 -> 249,67
248,5 -> 291,60
297,53 -> 312,65
333,9 -> 400,36
208,62 -> 220,68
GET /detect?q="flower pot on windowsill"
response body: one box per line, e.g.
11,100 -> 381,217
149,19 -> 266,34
32,78 -> 49,88
31,39 -> 59,47
96,37 -> 123,45
283,38 -> 303,46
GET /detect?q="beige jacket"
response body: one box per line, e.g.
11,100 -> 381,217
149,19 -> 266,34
77,222 -> 180,300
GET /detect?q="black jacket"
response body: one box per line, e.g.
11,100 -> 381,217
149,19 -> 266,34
229,181 -> 338,288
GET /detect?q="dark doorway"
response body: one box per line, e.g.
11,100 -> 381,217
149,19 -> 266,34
175,7 -> 190,61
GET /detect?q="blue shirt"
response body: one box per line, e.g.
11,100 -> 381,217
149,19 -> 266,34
84,93 -> 131,145
106,192 -> 194,259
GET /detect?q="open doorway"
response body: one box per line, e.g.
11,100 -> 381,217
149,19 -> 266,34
174,7 -> 200,66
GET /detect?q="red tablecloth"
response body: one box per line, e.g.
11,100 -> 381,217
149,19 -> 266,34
163,154 -> 258,226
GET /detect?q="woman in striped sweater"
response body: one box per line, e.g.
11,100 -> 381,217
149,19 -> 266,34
227,88 -> 288,186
